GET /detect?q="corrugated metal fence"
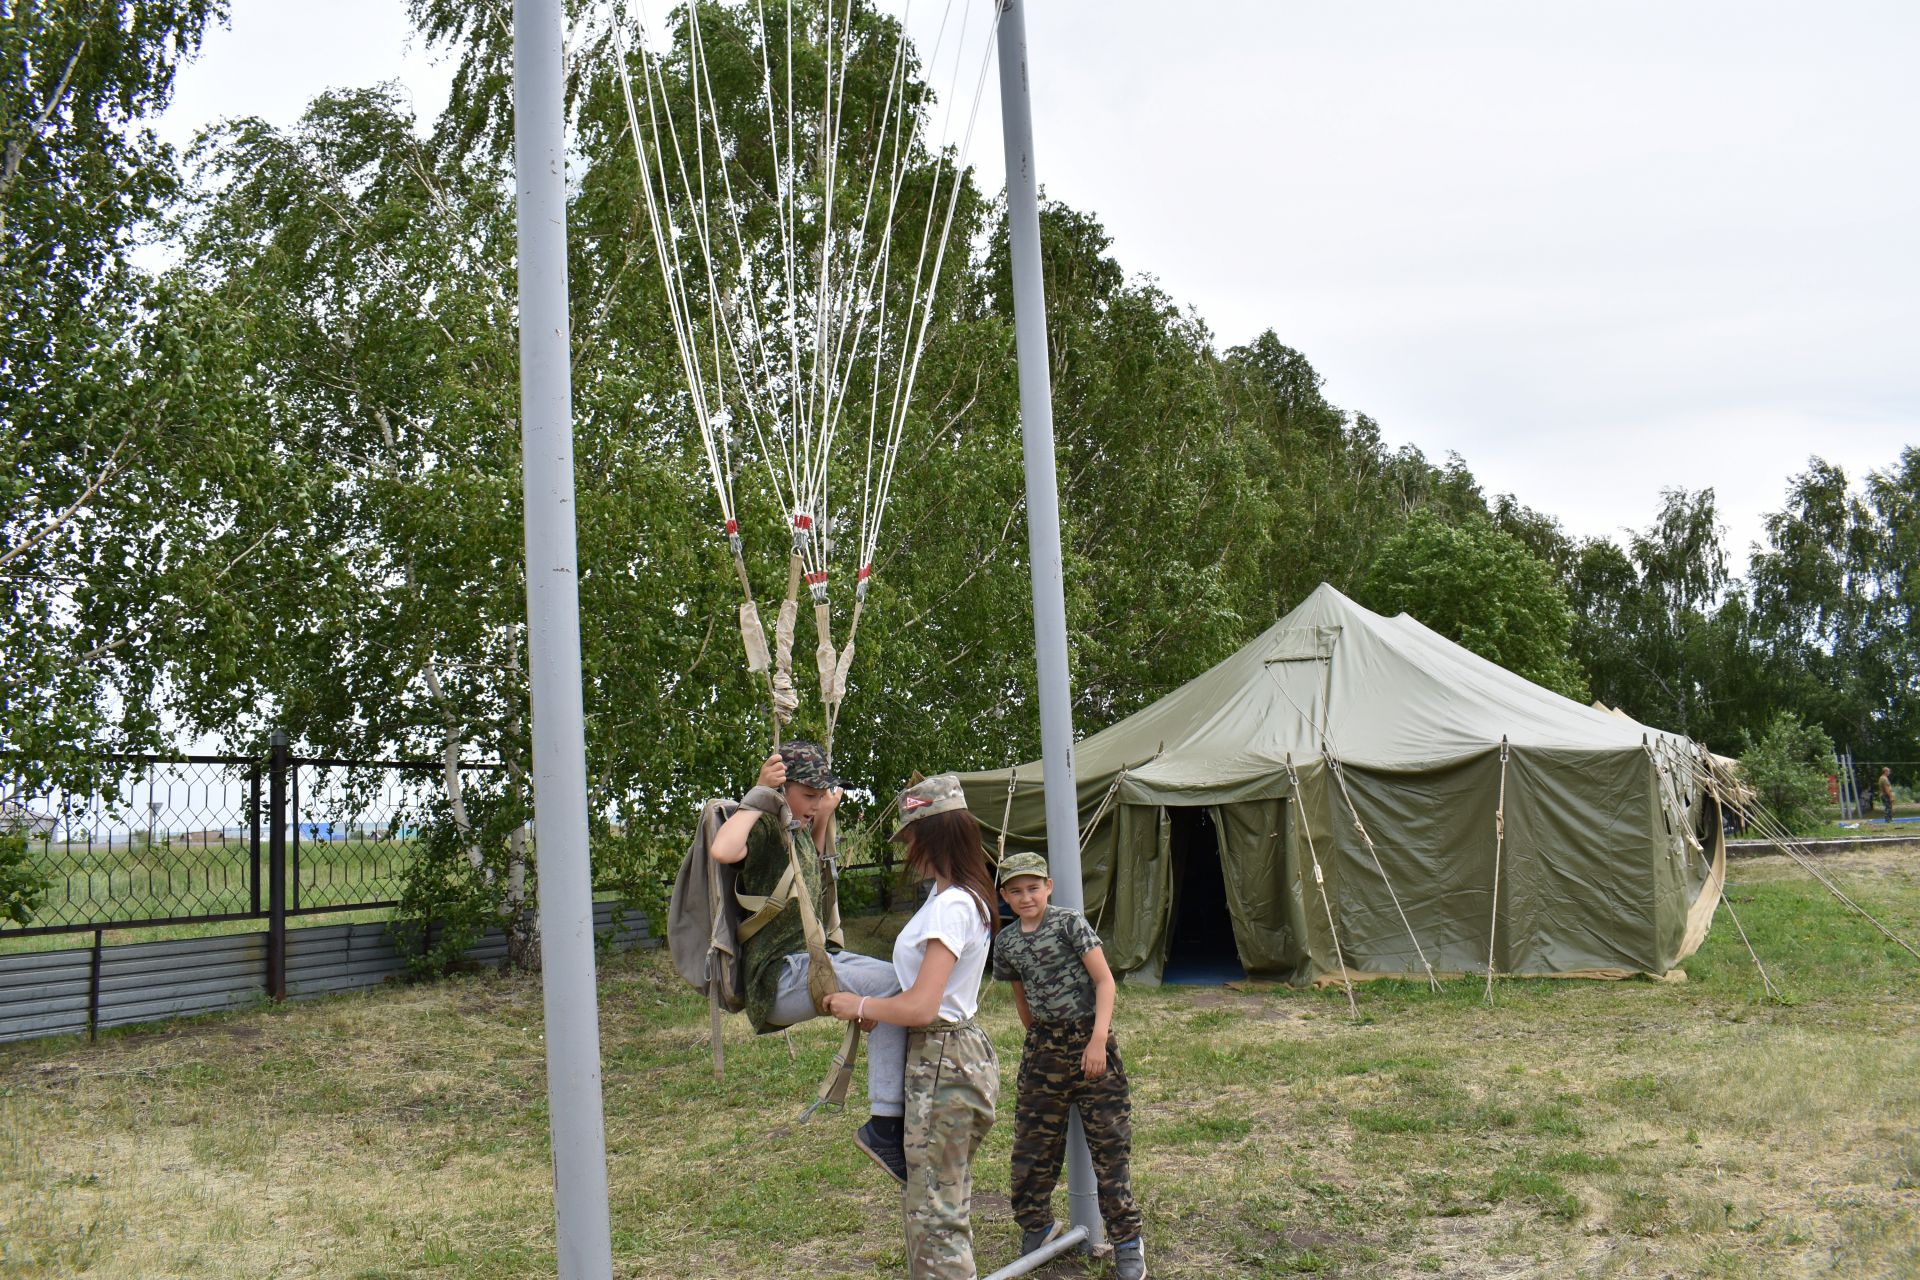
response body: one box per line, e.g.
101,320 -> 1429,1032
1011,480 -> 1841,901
0,901 -> 649,1044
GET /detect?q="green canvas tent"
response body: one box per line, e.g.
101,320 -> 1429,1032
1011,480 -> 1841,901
959,584 -> 1727,985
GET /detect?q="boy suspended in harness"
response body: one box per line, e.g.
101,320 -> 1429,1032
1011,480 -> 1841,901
707,740 -> 911,1174
992,851 -> 1147,1280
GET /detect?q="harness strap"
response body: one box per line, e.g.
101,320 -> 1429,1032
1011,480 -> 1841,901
733,862 -> 798,945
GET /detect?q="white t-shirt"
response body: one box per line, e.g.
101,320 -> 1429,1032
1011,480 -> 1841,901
892,883 -> 993,1024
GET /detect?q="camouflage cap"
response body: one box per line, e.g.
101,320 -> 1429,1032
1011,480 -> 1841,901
890,772 -> 969,840
995,850 -> 1050,885
778,739 -> 841,790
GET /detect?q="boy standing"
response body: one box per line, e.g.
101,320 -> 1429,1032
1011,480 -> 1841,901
991,852 -> 1146,1280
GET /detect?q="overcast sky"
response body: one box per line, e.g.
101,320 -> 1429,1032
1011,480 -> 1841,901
156,1 -> 1918,577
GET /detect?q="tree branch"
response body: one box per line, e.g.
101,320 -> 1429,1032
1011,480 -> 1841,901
0,427 -> 137,571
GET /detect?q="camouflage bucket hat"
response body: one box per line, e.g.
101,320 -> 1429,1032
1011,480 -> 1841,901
890,772 -> 970,840
996,850 -> 1050,886
779,739 -> 841,790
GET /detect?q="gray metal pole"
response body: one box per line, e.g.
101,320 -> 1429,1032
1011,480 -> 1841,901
513,1 -> 614,1276
996,0 -> 1103,1251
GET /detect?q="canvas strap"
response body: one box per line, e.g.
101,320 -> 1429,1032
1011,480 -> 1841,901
736,807 -> 862,1119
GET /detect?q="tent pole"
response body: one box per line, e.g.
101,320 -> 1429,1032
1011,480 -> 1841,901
996,0 -> 1102,1251
514,0 -> 615,1274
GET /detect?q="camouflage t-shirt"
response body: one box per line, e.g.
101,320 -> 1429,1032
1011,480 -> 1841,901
737,812 -> 827,1035
991,904 -> 1102,1023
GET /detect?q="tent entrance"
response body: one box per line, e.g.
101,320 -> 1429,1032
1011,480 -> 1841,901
1162,806 -> 1246,985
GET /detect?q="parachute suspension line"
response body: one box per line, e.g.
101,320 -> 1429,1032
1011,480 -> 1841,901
624,1 -> 998,747
995,767 -> 1018,867
636,4 -> 791,512
616,7 -> 793,739
832,0 -> 997,742
678,3 -> 813,517
1284,753 -> 1357,1018
861,0 -> 1001,584
612,17 -> 725,516
1324,743 -> 1440,992
1482,736 -> 1510,1006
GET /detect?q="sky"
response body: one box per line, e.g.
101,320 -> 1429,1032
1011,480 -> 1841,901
155,1 -> 1919,577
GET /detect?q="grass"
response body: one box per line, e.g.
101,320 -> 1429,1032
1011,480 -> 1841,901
4,847 -> 1920,1278
2,833 -> 417,953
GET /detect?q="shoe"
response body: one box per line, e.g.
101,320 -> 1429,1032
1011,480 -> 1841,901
1020,1221 -> 1065,1256
1114,1237 -> 1147,1280
854,1117 -> 907,1185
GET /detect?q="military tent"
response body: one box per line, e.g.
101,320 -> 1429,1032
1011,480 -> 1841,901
960,584 -> 1727,985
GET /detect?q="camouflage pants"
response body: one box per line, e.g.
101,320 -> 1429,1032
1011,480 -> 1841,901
1011,1018 -> 1141,1244
903,1020 -> 999,1280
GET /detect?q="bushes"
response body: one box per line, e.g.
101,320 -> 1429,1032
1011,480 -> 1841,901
1,832 -> 50,926
1737,712 -> 1837,835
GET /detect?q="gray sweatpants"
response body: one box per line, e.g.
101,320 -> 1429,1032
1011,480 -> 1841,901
767,951 -> 906,1117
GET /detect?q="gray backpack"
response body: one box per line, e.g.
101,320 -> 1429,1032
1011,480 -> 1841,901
667,798 -> 747,1011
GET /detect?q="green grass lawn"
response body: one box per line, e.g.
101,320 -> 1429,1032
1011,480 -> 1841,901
4,846 -> 1919,1278
1,835 -> 419,954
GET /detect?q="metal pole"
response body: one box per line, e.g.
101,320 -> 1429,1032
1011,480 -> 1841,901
267,731 -> 288,1001
513,1 -> 614,1276
996,0 -> 1102,1251
982,1225 -> 1090,1280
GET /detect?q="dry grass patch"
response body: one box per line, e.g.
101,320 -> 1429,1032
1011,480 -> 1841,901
4,849 -> 1920,1277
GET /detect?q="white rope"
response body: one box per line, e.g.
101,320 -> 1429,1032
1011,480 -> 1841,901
1675,751 -> 1920,965
616,0 -> 998,740
1482,736 -> 1509,1005
1284,753 -> 1358,1018
1324,744 -> 1440,992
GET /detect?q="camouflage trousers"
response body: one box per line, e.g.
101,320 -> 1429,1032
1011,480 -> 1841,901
903,1020 -> 999,1280
1011,1018 -> 1141,1244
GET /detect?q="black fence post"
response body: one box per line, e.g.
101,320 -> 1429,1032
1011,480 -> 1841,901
267,732 -> 288,1000
87,928 -> 103,1042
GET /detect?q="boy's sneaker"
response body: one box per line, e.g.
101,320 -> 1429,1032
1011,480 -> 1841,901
1020,1221 -> 1066,1256
853,1117 -> 907,1185
1113,1237 -> 1147,1280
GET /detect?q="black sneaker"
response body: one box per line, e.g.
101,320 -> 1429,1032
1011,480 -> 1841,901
1020,1221 -> 1066,1256
854,1117 -> 907,1184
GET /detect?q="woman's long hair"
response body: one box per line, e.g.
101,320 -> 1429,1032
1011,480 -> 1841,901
903,809 -> 997,934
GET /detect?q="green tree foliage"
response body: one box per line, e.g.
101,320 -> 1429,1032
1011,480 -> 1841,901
1566,488 -> 1750,745
0,831 -> 49,926
1358,509 -> 1588,700
1736,710 -> 1837,835
1749,452 -> 1920,769
18,1 -> 1913,946
2,0 -> 227,780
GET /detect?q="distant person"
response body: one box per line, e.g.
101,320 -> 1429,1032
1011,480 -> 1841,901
992,851 -> 1146,1280
1881,767 -> 1897,823
824,774 -> 999,1280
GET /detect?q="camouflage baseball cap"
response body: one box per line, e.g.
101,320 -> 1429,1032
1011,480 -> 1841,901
890,772 -> 970,839
996,850 -> 1050,885
778,739 -> 841,790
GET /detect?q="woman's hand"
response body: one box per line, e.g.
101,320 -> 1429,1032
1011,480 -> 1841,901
824,991 -> 861,1022
1080,1038 -> 1108,1080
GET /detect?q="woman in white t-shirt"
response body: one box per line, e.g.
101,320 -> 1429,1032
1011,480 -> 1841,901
826,773 -> 998,1280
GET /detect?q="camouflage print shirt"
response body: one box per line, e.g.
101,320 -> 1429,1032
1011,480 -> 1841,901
991,904 -> 1102,1023
737,812 -> 827,1035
